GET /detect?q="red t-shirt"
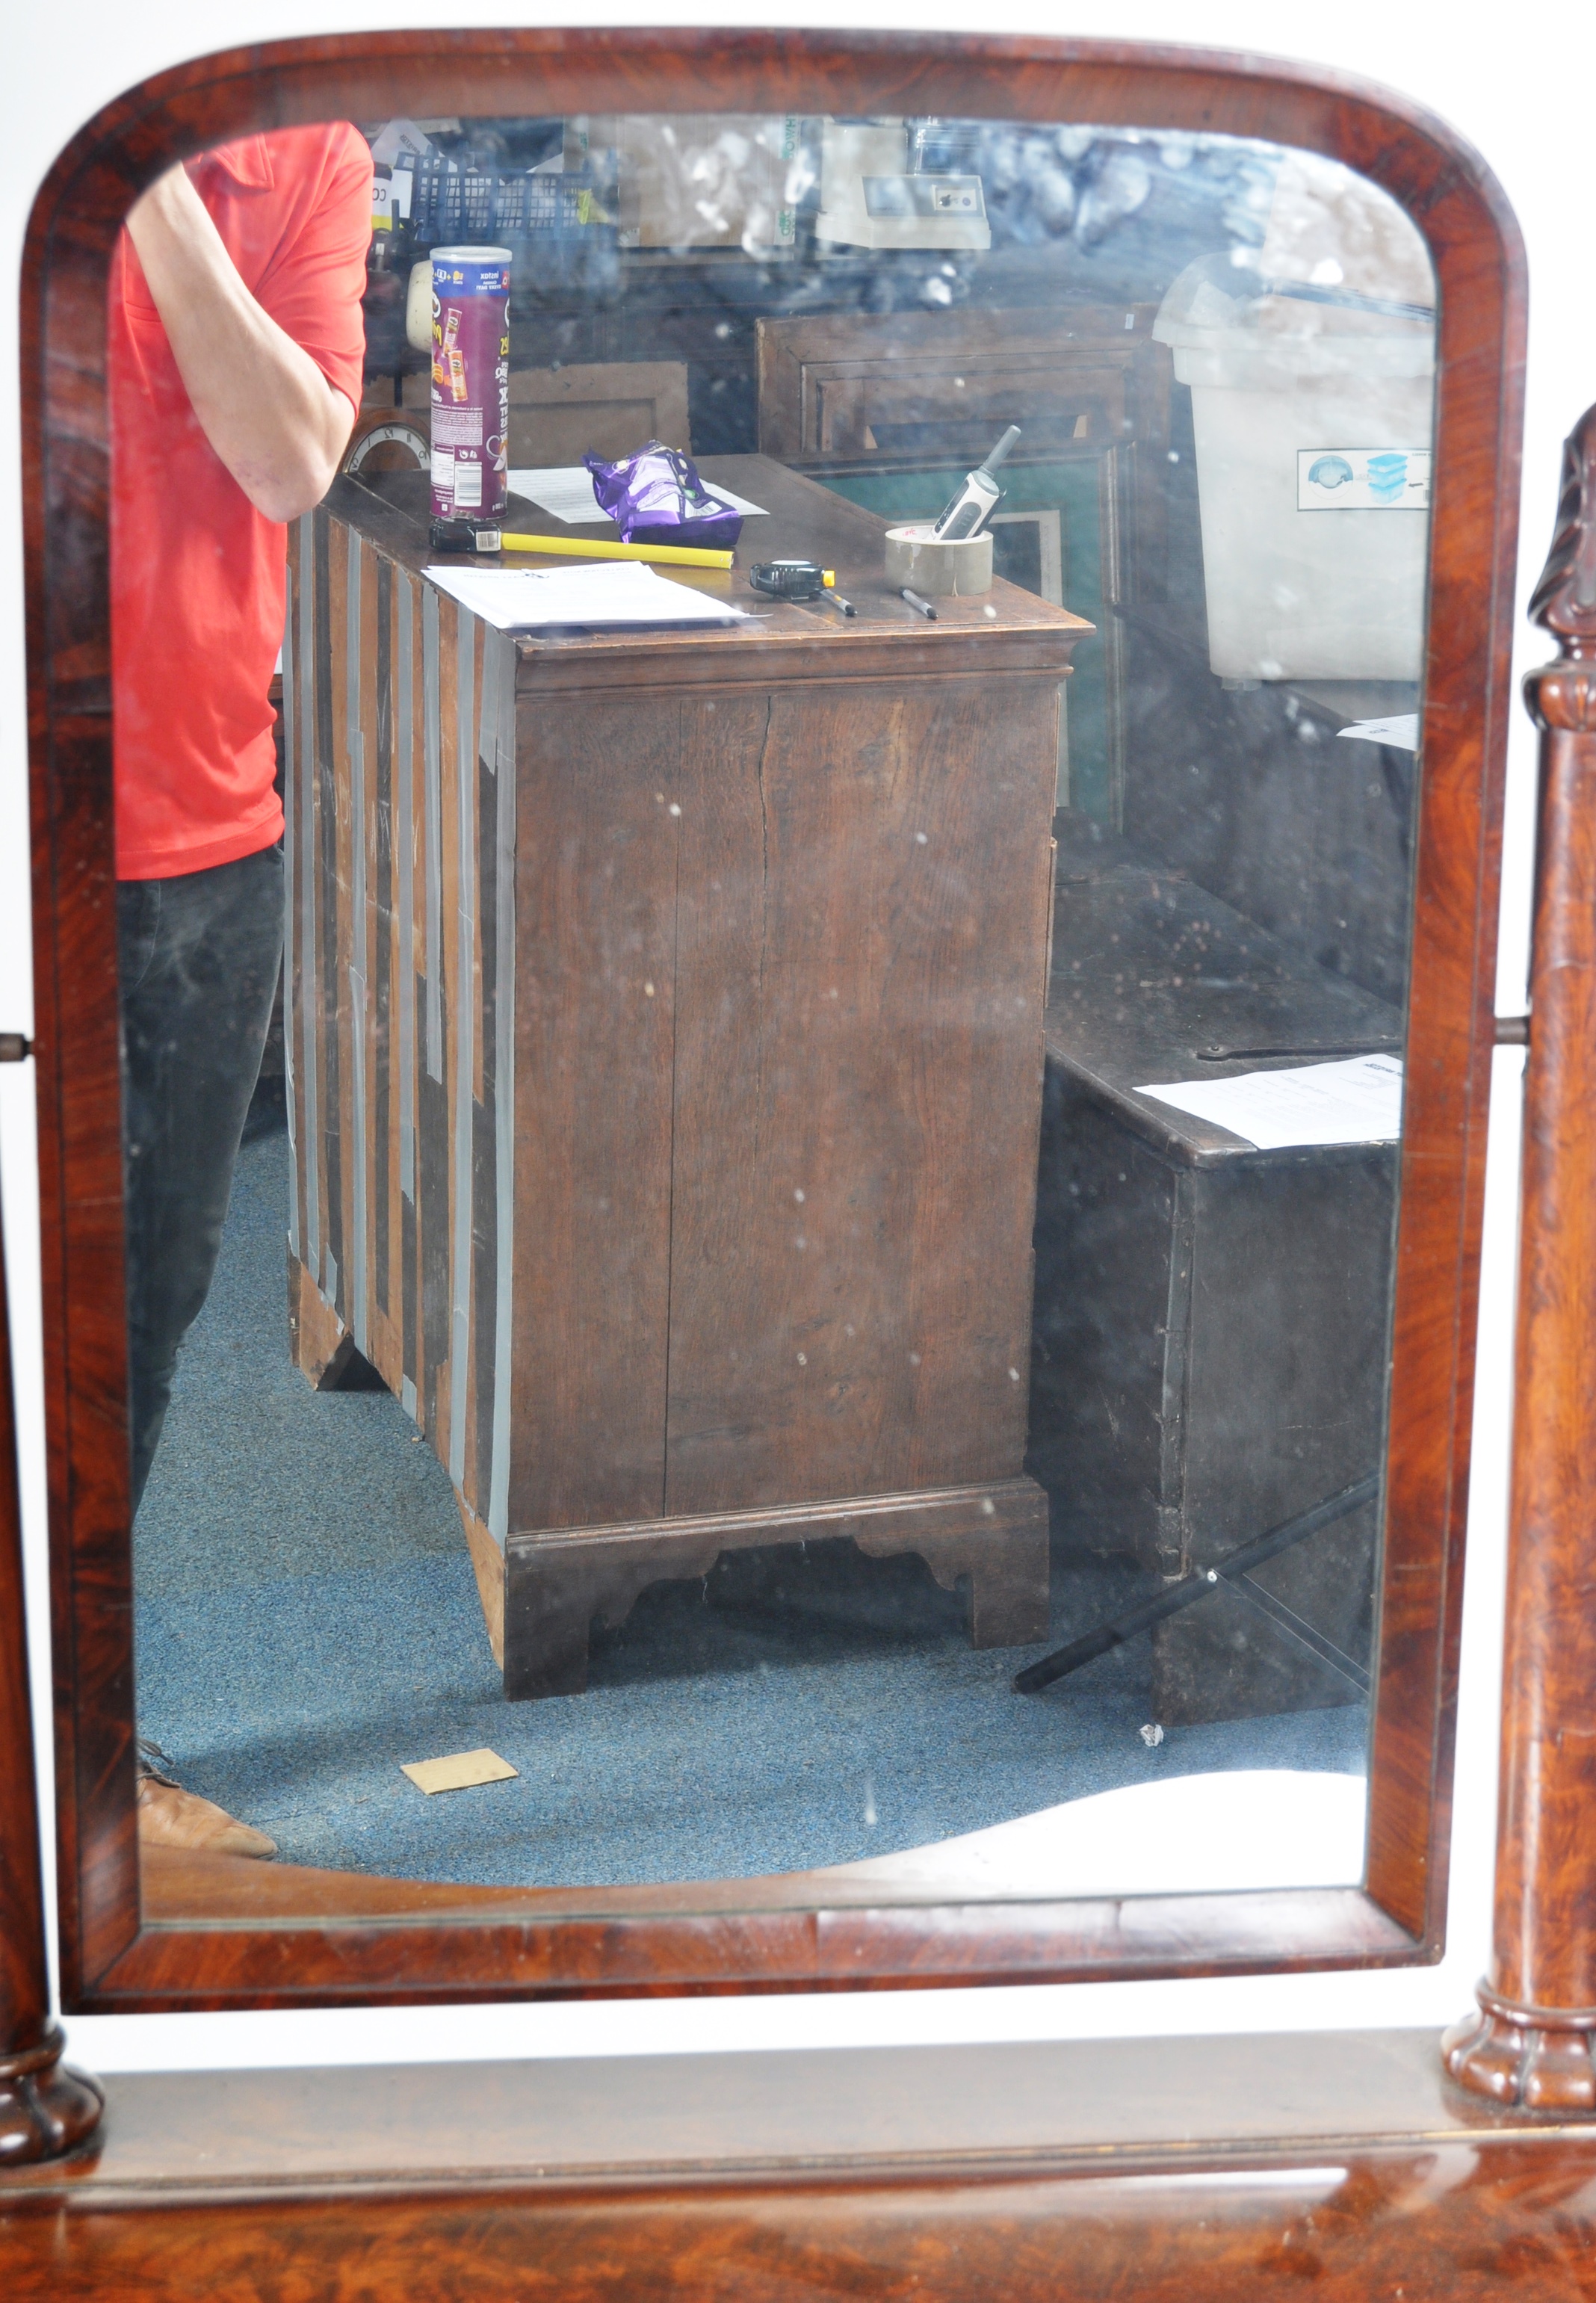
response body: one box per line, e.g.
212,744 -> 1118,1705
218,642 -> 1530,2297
109,124 -> 371,880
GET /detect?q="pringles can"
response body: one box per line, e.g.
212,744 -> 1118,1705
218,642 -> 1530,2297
427,246 -> 512,522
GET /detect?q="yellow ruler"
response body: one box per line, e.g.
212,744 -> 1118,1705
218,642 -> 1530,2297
498,531 -> 734,571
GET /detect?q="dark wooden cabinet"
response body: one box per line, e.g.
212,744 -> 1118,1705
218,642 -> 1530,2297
755,304 -> 1172,472
287,458 -> 1090,1697
1031,815 -> 1400,1722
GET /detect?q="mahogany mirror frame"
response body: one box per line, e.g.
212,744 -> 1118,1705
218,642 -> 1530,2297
18,28 -> 1524,2017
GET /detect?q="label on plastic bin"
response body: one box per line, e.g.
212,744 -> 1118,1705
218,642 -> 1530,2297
1297,448 -> 1431,510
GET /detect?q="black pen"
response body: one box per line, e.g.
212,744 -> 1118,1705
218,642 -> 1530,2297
821,588 -> 858,617
900,587 -> 938,621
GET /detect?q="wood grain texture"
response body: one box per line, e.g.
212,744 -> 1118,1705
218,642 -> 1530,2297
8,2151 -> 1585,2303
18,31 -> 1521,2011
663,670 -> 1057,1513
508,681 -> 678,1533
503,1481 -> 1050,1700
7,2031 -> 1596,2299
1444,406 -> 1596,2111
456,1492 -> 504,1669
0,1178 -> 102,2160
86,1882 -> 1416,2007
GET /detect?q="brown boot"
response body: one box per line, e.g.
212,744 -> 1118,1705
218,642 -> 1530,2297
136,1758 -> 276,1861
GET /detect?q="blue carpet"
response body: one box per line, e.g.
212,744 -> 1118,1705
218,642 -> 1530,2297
134,1126 -> 1367,1888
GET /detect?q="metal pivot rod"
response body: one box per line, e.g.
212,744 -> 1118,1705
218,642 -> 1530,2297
1012,1473 -> 1379,1697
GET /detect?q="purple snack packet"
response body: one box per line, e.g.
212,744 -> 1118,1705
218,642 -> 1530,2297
584,442 -> 743,551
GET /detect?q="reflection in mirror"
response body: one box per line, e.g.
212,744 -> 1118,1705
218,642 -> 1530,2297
111,108 -> 1434,1914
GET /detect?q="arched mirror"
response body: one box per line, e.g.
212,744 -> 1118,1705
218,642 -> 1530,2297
22,31 -> 1521,2009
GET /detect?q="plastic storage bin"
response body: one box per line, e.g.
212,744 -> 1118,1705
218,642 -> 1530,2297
1154,236 -> 1435,684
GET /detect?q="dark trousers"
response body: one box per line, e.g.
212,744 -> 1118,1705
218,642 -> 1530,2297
117,844 -> 284,1514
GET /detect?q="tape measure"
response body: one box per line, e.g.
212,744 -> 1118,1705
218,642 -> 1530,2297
749,560 -> 837,600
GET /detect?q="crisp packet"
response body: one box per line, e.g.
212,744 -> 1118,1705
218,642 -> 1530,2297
584,442 -> 743,551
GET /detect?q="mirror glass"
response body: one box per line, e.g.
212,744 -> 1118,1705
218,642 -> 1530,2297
111,107 -> 1434,1911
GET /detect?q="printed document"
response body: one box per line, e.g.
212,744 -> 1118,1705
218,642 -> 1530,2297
1135,1052 -> 1403,1151
424,559 -> 750,632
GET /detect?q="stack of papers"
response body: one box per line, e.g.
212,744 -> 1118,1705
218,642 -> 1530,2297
425,559 -> 750,633
1135,1052 -> 1403,1151
507,465 -> 768,525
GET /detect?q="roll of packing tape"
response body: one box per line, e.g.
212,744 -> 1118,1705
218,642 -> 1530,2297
884,524 -> 994,597
405,259 -> 434,353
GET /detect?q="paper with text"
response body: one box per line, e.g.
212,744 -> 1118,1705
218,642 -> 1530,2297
425,559 -> 750,631
1135,1052 -> 1403,1150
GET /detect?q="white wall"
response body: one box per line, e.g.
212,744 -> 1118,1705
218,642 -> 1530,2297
2,0 -> 1585,2077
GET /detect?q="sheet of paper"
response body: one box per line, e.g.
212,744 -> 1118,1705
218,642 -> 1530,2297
1336,713 -> 1419,751
1134,1052 -> 1403,1151
508,464 -> 768,523
424,559 -> 749,632
400,1747 -> 519,1796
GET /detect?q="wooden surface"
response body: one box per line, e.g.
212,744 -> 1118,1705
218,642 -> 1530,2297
7,2030 -> 1596,2299
1444,406 -> 1596,2109
19,30 -> 1521,2018
341,455 -> 1086,661
0,1183 -> 102,2159
0,2026 -> 1577,2186
294,456 -> 1077,1696
1042,814 -> 1402,1170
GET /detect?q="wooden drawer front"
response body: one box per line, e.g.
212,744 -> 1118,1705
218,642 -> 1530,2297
811,362 -> 1130,460
404,358 -> 692,463
758,308 -> 1169,463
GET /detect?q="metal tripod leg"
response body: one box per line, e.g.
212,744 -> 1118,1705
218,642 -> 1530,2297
1012,1472 -> 1379,1696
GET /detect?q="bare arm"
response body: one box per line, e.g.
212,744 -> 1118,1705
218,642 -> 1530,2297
126,163 -> 357,524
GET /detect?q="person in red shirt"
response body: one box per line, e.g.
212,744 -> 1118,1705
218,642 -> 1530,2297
111,125 -> 371,1857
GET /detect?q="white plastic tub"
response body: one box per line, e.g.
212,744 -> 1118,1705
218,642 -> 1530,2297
1154,161 -> 1437,684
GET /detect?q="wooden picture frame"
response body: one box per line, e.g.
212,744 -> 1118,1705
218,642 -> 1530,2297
15,31 -> 1524,2026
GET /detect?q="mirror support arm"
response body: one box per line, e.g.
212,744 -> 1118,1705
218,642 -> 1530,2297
1444,401 -> 1596,2109
0,1154 -> 103,2161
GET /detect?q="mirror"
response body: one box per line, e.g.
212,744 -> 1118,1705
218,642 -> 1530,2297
109,108 -> 1436,1914
10,0 -> 1531,2027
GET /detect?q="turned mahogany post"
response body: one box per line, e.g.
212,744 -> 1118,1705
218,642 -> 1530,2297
1444,405 -> 1596,2109
0,1152 -> 102,2160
